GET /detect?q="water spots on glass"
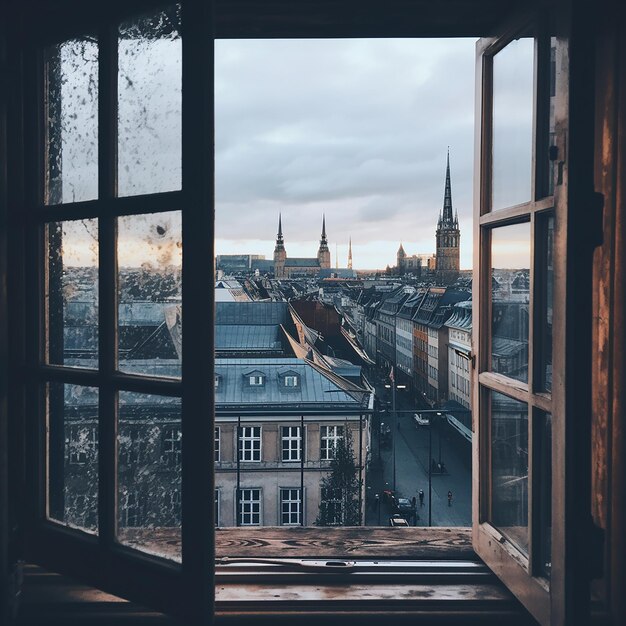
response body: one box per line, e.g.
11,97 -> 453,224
117,392 -> 181,561
48,383 -> 99,533
117,211 -> 182,376
118,5 -> 182,196
46,38 -> 98,204
47,220 -> 99,367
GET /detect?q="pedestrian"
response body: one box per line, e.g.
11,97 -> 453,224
447,490 -> 453,507
418,489 -> 424,507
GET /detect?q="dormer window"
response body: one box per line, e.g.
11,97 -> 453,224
214,375 -> 221,389
249,375 -> 264,386
284,375 -> 299,387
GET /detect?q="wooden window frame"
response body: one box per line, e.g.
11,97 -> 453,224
281,425 -> 302,462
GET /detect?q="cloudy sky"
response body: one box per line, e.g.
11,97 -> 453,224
215,38 -> 477,270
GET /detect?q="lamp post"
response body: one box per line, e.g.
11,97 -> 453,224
428,411 -> 444,527
384,380 -> 406,492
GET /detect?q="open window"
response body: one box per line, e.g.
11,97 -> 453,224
472,8 -> 595,626
6,0 -> 603,624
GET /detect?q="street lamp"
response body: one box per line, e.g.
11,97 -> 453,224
428,411 -> 444,527
384,381 -> 406,491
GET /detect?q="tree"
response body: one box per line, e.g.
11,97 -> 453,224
316,430 -> 361,526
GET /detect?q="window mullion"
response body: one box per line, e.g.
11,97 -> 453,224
97,23 -> 119,549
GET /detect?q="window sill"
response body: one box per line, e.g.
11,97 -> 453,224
16,528 -> 535,625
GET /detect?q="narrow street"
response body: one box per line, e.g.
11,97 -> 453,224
364,373 -> 471,527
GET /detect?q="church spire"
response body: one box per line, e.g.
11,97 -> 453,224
274,213 -> 285,252
319,214 -> 329,250
442,147 -> 454,225
348,237 -> 353,270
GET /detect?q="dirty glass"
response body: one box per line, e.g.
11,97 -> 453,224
117,391 -> 181,562
118,5 -> 181,196
491,222 -> 531,383
536,411 -> 552,577
117,211 -> 181,376
48,383 -> 99,533
490,391 -> 528,554
492,37 -> 534,210
47,220 -> 99,367
45,37 -> 98,205
538,215 -> 554,391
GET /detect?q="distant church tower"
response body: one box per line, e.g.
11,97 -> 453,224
435,149 -> 460,284
273,213 -> 287,278
317,215 -> 331,269
347,237 -> 353,270
396,242 -> 406,275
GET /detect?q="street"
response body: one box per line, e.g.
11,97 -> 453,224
364,374 -> 471,527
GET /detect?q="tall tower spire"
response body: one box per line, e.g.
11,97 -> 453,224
442,147 -> 454,225
348,237 -> 353,270
317,214 -> 331,269
435,147 -> 460,285
273,213 -> 287,278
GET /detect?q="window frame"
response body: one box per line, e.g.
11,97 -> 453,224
281,425 -> 302,462
238,425 -> 261,463
320,424 -> 344,461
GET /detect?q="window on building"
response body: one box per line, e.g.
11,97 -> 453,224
162,427 -> 182,467
214,427 -> 220,463
248,375 -> 264,386
238,488 -> 261,525
239,426 -> 261,462
320,425 -> 344,461
284,375 -> 299,387
280,488 -> 302,525
281,426 -> 302,462
215,489 -> 220,527
121,492 -> 141,528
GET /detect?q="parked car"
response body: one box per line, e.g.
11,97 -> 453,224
393,497 -> 415,516
413,412 -> 430,426
389,514 -> 410,527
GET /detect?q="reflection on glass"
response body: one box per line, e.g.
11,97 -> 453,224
48,220 -> 99,367
45,38 -> 98,204
492,37 -> 534,210
118,6 -> 181,196
117,211 -> 181,376
491,223 -> 530,382
117,392 -> 181,561
490,391 -> 528,554
537,411 -> 552,577
48,383 -> 99,533
541,215 -> 554,391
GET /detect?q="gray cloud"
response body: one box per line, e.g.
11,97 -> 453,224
215,38 -> 477,268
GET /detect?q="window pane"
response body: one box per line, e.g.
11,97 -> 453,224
543,37 -> 557,198
491,223 -> 530,383
117,391 -> 181,562
490,391 -> 528,554
492,37 -> 534,210
45,38 -> 98,204
48,383 -> 99,533
47,220 -> 99,367
118,5 -> 181,196
118,211 -> 182,376
536,411 -> 552,577
538,215 -> 554,391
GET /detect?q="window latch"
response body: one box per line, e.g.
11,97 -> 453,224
216,557 -> 357,572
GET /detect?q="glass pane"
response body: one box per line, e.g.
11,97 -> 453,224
45,37 -> 98,204
491,223 -> 530,382
48,220 -> 99,367
536,411 -> 552,577
117,211 -> 182,376
118,5 -> 181,196
539,215 -> 554,391
117,391 -> 181,561
492,37 -> 534,210
490,391 -> 528,554
48,383 -> 99,533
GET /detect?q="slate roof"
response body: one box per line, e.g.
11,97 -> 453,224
216,324 -> 283,353
213,358 -> 367,409
215,301 -> 288,325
